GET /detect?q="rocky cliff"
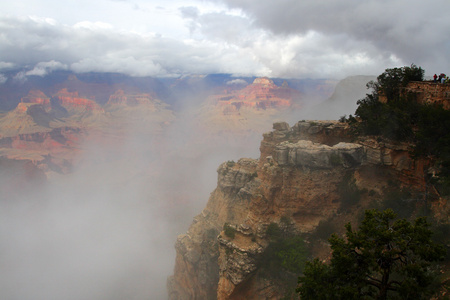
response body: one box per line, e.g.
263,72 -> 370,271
168,120 -> 445,299
214,77 -> 301,112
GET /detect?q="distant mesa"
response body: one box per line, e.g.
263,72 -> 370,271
252,77 -> 276,86
213,77 -> 302,111
106,89 -> 156,107
21,90 -> 51,105
52,88 -> 103,112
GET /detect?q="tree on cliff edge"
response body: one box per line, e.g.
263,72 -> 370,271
297,209 -> 446,300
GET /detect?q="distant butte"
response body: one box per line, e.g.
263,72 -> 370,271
106,89 -> 157,107
52,88 -> 103,112
21,90 -> 51,105
213,77 -> 302,111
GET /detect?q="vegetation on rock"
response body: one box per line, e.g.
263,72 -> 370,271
223,223 -> 236,239
259,222 -> 309,298
297,209 -> 446,300
347,64 -> 450,194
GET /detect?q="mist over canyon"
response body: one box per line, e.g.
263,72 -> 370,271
0,71 -> 374,299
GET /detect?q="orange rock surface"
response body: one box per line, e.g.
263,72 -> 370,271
52,88 -> 103,111
214,77 -> 301,110
106,89 -> 157,107
21,90 -> 51,105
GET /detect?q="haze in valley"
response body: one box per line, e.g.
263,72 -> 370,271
0,0 -> 449,299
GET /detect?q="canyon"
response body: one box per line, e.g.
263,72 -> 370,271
0,72 -> 341,299
0,73 -> 334,181
168,118 -> 448,299
4,71 -> 446,299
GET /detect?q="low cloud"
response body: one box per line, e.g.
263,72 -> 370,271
25,60 -> 68,76
226,78 -> 248,85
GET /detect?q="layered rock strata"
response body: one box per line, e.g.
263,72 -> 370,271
168,120 -> 439,299
214,77 -> 301,112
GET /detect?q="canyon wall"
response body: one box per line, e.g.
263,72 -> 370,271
168,120 -> 443,300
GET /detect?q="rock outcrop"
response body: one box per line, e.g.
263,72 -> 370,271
214,77 -> 302,112
398,81 -> 450,109
168,120 -> 441,299
21,90 -> 51,105
52,88 -> 104,113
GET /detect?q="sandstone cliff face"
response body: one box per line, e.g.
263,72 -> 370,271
214,77 -> 301,112
52,88 -> 104,113
21,90 -> 51,105
168,120 -> 440,300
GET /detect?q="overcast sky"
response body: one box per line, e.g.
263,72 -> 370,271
1,0 -> 449,79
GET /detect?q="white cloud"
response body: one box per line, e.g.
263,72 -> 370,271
1,1 -> 449,78
73,21 -> 114,30
25,60 -> 68,76
0,74 -> 7,84
0,61 -> 15,70
226,78 -> 248,85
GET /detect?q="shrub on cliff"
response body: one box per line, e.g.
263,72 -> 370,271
350,64 -> 423,140
259,223 -> 309,298
297,209 -> 446,300
223,223 -> 236,239
350,65 -> 450,193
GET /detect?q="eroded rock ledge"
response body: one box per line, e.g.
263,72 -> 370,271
168,120 -> 435,300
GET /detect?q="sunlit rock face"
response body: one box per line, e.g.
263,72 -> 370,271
168,120 -> 440,300
214,77 -> 301,111
106,89 -> 157,107
0,86 -> 175,177
21,90 -> 51,105
52,88 -> 104,113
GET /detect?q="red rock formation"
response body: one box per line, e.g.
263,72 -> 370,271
0,127 -> 84,151
213,77 -> 302,112
168,120 -> 441,300
106,89 -> 156,107
21,90 -> 51,105
52,88 -> 103,112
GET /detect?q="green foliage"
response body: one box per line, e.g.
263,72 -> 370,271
297,209 -> 446,300
374,64 -> 424,102
266,222 -> 281,239
353,64 -> 424,140
223,223 -> 236,239
261,235 -> 308,275
354,94 -> 419,140
351,64 -> 450,192
259,223 -> 309,295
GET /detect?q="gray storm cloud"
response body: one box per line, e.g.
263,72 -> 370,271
211,0 -> 450,75
0,15 -> 263,78
4,0 -> 448,79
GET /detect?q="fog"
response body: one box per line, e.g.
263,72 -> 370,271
0,102 -> 266,299
0,74 -> 369,299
